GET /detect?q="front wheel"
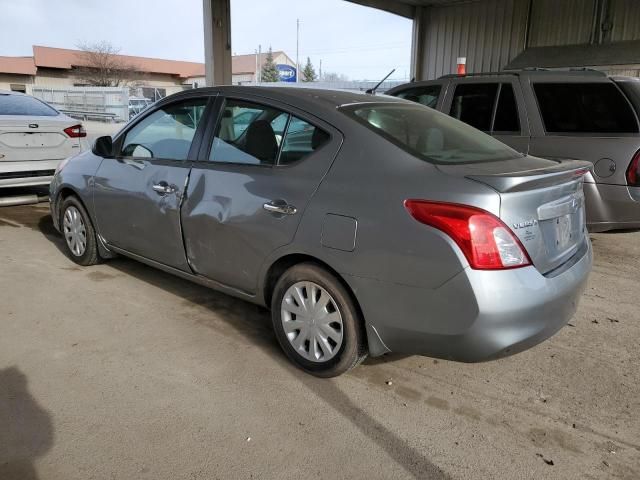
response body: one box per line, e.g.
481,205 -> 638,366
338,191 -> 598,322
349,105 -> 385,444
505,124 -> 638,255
60,196 -> 100,266
271,263 -> 368,377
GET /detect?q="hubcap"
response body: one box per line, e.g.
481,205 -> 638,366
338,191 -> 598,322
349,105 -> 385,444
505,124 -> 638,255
281,281 -> 344,363
63,206 -> 87,257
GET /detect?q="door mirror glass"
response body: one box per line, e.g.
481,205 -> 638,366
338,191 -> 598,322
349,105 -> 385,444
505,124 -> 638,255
93,136 -> 113,157
122,143 -> 153,158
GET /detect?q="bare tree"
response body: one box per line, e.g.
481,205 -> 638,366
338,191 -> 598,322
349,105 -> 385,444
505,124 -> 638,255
322,72 -> 349,82
74,41 -> 138,87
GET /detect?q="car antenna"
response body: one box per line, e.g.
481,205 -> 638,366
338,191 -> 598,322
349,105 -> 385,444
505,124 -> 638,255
366,69 -> 396,95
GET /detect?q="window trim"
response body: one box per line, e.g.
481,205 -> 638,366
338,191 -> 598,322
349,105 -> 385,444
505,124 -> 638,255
491,83 -> 522,135
201,95 -> 332,168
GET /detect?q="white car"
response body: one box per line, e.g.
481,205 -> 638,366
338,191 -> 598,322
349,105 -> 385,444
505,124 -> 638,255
0,90 -> 86,188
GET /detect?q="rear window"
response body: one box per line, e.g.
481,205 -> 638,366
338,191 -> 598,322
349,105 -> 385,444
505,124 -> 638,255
533,83 -> 639,134
392,85 -> 441,109
341,103 -> 522,164
615,80 -> 640,116
0,94 -> 58,116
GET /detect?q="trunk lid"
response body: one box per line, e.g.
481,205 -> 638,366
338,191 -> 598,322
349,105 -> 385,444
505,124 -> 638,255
437,156 -> 592,274
0,115 -> 79,162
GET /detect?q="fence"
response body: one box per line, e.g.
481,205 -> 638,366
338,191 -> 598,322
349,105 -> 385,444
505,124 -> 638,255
252,79 -> 409,93
32,86 -> 129,122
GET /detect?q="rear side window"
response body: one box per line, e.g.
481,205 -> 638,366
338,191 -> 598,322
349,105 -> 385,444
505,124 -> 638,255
342,103 -> 522,164
210,99 -> 329,166
534,83 -> 639,133
393,85 -> 441,109
493,84 -> 520,133
0,94 -> 58,116
450,83 -> 499,131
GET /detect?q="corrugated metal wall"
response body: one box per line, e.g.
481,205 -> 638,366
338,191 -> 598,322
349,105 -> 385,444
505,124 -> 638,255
420,0 -> 529,79
608,0 -> 640,42
416,0 -> 640,80
527,0 -> 596,47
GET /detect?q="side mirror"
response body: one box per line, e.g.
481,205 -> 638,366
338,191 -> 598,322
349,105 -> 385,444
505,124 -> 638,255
93,136 -> 113,158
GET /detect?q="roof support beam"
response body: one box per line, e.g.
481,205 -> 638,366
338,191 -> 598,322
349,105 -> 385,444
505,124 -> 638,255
203,0 -> 232,86
344,0 -> 415,19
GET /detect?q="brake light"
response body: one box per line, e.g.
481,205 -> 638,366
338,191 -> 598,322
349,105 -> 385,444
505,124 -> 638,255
626,149 -> 640,186
63,124 -> 86,138
404,200 -> 532,270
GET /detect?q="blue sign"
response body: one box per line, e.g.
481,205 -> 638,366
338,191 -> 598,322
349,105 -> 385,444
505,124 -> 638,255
277,64 -> 297,82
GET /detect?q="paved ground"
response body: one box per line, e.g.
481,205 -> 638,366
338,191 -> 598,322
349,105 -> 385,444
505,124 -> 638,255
0,202 -> 638,480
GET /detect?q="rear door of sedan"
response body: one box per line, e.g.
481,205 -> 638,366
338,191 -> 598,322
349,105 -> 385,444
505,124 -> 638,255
181,94 -> 341,294
93,94 -> 213,271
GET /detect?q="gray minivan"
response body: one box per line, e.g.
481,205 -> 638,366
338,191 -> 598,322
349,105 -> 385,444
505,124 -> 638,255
387,71 -> 640,232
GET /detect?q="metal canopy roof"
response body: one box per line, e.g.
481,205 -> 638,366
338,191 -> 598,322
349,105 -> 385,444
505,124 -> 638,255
345,0 -> 475,18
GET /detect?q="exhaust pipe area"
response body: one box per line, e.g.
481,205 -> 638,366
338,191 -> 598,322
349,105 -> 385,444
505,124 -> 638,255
0,194 -> 49,207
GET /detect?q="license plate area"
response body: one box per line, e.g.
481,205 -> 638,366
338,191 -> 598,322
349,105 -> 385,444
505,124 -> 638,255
538,193 -> 585,262
0,132 -> 65,148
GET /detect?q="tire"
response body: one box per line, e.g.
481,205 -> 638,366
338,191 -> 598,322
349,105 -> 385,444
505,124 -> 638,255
59,196 -> 101,266
271,263 -> 368,377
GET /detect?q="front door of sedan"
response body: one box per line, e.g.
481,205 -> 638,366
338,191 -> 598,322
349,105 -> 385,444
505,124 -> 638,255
93,96 -> 211,270
181,96 -> 341,294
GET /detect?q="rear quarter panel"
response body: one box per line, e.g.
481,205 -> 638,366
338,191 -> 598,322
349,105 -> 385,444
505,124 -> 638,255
275,123 -> 501,291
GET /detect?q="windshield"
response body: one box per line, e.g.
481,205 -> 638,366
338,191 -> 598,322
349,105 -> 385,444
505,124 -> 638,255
341,103 -> 522,164
0,93 -> 58,116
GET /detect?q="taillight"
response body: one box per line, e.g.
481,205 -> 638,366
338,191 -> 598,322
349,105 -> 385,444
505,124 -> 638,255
404,200 -> 532,270
63,124 -> 86,138
626,149 -> 640,186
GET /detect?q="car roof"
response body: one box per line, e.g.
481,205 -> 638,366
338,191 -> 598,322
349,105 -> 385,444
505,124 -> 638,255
180,85 -> 404,110
163,86 -> 410,126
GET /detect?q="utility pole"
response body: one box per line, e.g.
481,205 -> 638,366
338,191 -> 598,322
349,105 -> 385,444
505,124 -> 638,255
258,44 -> 262,83
255,49 -> 258,85
319,59 -> 322,81
296,18 -> 300,83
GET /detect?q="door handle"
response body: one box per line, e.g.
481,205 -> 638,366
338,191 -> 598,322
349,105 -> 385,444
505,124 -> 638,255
263,201 -> 297,215
152,182 -> 177,195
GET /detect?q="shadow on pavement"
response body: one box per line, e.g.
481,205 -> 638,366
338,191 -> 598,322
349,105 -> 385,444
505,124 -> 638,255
103,259 -> 450,479
0,367 -> 54,480
34,207 -> 449,479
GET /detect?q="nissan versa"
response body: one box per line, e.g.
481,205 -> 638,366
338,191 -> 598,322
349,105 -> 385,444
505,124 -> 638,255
50,87 -> 593,377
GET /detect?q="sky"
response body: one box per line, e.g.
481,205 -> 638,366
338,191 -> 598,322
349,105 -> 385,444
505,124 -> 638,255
0,0 -> 412,81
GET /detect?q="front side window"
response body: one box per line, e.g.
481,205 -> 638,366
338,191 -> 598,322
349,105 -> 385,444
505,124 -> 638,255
450,83 -> 499,131
209,99 -> 330,166
121,98 -> 208,160
534,82 -> 639,133
394,85 -> 441,109
0,93 -> 58,116
342,103 -> 522,164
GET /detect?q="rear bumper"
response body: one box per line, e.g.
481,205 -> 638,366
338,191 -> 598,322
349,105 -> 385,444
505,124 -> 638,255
0,159 -> 63,188
584,182 -> 640,232
347,240 -> 592,362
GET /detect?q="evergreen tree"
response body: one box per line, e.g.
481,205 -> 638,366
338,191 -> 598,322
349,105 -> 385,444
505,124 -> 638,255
302,57 -> 317,82
261,48 -> 280,82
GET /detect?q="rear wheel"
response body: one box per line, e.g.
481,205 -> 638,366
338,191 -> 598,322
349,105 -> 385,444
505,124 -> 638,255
271,263 -> 367,377
60,196 -> 100,266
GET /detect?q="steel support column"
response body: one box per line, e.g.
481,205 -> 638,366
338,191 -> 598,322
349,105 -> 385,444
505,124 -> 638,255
203,0 -> 232,86
410,6 -> 426,80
